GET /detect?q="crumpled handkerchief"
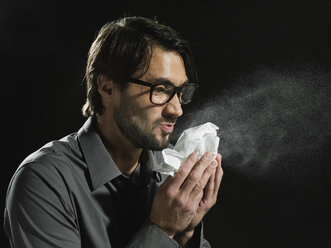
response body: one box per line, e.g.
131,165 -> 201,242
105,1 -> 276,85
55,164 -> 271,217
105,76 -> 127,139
155,122 -> 220,176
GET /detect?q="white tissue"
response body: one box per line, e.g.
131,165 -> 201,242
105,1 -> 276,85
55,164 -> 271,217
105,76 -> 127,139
155,122 -> 220,176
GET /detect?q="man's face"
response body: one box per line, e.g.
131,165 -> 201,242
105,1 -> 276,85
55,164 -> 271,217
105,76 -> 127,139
114,47 -> 187,150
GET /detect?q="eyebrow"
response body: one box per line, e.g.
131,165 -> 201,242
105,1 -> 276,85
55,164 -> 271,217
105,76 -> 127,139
149,77 -> 189,87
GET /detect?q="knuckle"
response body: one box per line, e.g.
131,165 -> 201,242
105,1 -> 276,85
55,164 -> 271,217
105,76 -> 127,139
189,171 -> 201,182
197,190 -> 204,200
164,188 -> 175,199
187,204 -> 195,212
174,195 -> 185,207
196,181 -> 205,191
183,201 -> 195,212
203,152 -> 215,162
219,167 -> 224,175
191,186 -> 203,202
189,152 -> 199,163
177,168 -> 189,178
218,169 -> 224,180
182,204 -> 191,212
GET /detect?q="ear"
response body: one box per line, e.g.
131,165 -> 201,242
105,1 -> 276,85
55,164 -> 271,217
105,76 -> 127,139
97,74 -> 115,99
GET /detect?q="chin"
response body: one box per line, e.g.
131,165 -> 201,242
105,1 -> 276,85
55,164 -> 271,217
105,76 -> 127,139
159,137 -> 171,149
158,132 -> 170,142
150,136 -> 169,150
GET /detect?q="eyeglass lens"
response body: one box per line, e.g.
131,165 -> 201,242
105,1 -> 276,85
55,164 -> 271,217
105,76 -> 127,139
151,84 -> 196,104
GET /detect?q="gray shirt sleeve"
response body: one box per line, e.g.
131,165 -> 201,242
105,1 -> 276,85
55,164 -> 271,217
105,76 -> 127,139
126,220 -> 180,247
194,222 -> 212,248
4,164 -> 81,248
126,220 -> 211,248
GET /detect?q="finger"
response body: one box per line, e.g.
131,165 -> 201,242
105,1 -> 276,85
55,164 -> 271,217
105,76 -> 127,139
190,172 -> 215,216
202,169 -> 216,202
213,154 -> 223,196
165,151 -> 200,191
191,189 -> 204,211
180,152 -> 216,196
187,159 -> 217,203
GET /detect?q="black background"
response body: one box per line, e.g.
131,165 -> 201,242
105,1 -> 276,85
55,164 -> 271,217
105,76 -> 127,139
1,1 -> 331,247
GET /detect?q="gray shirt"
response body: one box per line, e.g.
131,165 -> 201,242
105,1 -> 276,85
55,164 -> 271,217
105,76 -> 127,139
4,117 -> 211,248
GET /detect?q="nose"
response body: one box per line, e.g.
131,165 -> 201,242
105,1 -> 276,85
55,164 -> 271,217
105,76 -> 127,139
163,94 -> 183,118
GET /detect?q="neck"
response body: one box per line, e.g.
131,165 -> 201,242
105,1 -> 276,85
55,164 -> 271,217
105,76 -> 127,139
96,115 -> 142,174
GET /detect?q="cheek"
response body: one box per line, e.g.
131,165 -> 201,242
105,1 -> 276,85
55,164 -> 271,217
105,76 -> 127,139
134,107 -> 163,129
125,90 -> 164,127
134,109 -> 156,125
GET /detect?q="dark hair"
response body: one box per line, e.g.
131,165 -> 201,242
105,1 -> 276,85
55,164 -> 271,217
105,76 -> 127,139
82,16 -> 197,117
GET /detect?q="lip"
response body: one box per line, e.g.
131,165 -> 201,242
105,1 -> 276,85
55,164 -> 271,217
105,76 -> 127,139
159,123 -> 175,133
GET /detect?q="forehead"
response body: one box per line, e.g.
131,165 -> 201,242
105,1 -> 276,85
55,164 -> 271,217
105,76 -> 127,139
141,47 -> 188,86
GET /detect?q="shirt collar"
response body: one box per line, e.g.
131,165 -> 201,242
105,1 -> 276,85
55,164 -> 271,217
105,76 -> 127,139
77,117 -> 122,190
77,117 -> 164,191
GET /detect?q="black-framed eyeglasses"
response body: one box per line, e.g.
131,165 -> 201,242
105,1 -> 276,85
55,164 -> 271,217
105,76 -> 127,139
127,77 -> 198,105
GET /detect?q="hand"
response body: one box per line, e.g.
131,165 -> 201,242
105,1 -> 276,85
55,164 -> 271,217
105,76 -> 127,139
184,153 -> 223,231
149,151 -> 221,238
174,154 -> 223,247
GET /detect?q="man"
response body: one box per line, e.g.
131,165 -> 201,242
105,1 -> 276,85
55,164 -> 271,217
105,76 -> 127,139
4,16 -> 223,247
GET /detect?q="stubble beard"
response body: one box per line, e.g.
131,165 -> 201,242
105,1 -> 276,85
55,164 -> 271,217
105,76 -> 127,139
114,97 -> 172,150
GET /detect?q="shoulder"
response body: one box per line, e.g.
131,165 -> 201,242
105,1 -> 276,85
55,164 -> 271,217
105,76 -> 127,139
22,133 -> 81,166
7,133 -> 86,200
20,133 -> 85,174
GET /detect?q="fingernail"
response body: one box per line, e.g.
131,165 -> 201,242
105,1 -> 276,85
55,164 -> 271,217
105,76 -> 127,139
193,150 -> 200,160
205,152 -> 214,160
210,160 -> 218,168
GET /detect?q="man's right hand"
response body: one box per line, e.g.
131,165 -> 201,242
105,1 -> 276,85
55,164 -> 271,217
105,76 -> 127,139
149,151 -> 220,238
